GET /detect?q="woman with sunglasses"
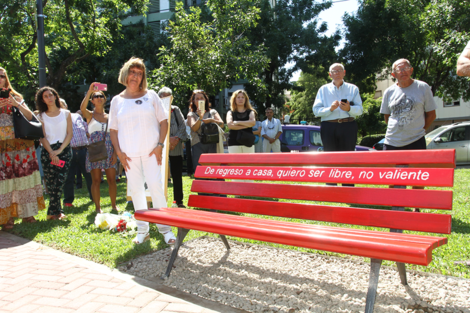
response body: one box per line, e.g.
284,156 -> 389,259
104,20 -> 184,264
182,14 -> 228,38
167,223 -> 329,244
186,90 -> 224,168
0,67 -> 46,229
80,83 -> 118,213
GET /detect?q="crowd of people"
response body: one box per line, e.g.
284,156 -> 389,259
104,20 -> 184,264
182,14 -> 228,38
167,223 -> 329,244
2,46 -> 467,242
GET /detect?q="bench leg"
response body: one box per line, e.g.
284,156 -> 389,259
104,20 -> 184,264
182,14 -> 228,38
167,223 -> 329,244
219,235 -> 230,250
396,262 -> 408,285
161,227 -> 190,279
365,258 -> 382,313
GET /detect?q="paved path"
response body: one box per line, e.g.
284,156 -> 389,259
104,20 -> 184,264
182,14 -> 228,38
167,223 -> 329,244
0,231 -> 241,313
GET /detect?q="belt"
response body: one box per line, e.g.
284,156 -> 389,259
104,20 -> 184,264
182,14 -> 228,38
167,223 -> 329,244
72,146 -> 87,151
326,117 -> 355,123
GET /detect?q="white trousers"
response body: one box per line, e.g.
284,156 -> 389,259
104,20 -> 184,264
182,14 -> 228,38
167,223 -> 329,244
126,154 -> 171,234
228,145 -> 255,153
263,139 -> 281,152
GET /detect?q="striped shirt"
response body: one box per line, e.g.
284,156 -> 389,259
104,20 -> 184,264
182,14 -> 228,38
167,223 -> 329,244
70,113 -> 89,148
169,105 -> 189,157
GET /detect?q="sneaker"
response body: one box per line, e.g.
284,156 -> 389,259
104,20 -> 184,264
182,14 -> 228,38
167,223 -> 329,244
64,203 -> 73,207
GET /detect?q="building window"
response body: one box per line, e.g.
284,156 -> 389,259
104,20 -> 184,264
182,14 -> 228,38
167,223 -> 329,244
444,100 -> 460,107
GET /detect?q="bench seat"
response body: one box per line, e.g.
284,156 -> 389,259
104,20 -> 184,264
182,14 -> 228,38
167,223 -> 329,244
137,207 -> 447,266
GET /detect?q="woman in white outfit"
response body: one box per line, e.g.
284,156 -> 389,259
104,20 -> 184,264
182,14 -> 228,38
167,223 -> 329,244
109,57 -> 176,245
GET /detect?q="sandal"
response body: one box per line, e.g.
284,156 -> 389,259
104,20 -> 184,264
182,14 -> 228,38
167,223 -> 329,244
47,215 -> 59,220
132,232 -> 150,244
2,218 -> 15,230
22,216 -> 37,223
163,231 -> 176,245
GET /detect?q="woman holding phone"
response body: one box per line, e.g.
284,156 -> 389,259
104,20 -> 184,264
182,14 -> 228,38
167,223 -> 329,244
0,67 -> 45,230
36,87 -> 73,220
186,90 -> 224,168
80,83 -> 118,213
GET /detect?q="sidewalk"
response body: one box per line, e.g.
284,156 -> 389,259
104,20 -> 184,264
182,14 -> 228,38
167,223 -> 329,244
0,231 -> 241,313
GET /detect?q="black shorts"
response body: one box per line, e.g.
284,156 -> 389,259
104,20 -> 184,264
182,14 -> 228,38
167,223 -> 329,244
383,136 -> 426,150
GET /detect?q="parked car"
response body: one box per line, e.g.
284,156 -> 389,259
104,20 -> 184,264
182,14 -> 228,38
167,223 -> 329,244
279,124 -> 372,152
425,122 -> 470,165
372,138 -> 385,150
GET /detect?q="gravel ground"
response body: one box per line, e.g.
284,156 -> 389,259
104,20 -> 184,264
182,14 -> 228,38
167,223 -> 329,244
119,237 -> 470,313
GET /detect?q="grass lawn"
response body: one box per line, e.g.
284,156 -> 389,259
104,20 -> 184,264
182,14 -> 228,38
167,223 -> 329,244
7,168 -> 470,278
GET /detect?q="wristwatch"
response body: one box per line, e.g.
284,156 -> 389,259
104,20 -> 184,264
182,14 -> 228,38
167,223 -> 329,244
157,142 -> 164,148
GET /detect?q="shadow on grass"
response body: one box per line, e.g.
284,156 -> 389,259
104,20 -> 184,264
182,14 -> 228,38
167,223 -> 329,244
9,218 -> 72,242
451,217 -> 470,234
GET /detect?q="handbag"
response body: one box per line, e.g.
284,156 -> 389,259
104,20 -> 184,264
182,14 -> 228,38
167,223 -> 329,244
236,130 -> 256,147
12,107 -> 44,140
199,111 -> 219,144
88,119 -> 108,163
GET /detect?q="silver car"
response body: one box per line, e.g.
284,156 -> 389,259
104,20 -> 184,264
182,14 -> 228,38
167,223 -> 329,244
425,122 -> 470,164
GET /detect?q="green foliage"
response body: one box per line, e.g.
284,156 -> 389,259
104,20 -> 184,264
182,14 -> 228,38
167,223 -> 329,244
288,66 -> 328,122
341,0 -> 470,101
0,0 -> 149,105
359,135 -> 385,148
151,0 -> 269,110
355,93 -> 387,138
244,0 -> 339,112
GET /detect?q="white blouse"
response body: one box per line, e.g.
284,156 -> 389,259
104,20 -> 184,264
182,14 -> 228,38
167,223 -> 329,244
41,109 -> 68,144
108,90 -> 168,157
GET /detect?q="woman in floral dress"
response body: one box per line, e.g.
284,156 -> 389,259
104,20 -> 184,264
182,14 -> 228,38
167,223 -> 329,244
0,67 -> 45,229
80,83 -> 118,213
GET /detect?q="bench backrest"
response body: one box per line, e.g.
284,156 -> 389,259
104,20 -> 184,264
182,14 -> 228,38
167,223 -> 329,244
189,150 -> 455,234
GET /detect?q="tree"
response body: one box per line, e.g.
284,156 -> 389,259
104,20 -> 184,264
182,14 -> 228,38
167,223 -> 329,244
151,0 -> 269,110
244,0 -> 340,113
341,0 -> 470,101
355,93 -> 386,138
287,66 -> 328,123
0,0 -> 149,102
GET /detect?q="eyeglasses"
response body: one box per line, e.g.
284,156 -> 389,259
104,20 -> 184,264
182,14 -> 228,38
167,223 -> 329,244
0,75 -> 6,79
330,70 -> 343,74
93,95 -> 105,99
394,67 -> 411,73
129,70 -> 143,78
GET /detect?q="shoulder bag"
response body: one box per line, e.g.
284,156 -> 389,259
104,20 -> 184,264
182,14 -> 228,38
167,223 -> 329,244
199,110 -> 219,144
88,116 -> 109,163
12,107 -> 44,140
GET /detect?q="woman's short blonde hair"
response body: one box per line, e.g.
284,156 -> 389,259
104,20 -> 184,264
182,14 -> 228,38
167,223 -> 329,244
118,57 -> 147,90
230,89 -> 256,113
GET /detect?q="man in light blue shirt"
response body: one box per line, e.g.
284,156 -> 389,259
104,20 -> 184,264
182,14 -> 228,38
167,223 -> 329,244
312,63 -> 363,152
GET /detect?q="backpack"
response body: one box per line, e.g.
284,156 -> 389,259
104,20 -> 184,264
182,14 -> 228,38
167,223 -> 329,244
199,110 -> 219,144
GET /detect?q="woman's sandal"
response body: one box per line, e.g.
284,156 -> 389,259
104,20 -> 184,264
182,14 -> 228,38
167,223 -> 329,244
22,216 -> 37,223
163,231 -> 176,245
47,215 -> 58,220
132,232 -> 150,244
2,218 -> 15,230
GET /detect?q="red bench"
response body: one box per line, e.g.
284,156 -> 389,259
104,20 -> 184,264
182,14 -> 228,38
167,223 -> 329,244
135,149 -> 455,312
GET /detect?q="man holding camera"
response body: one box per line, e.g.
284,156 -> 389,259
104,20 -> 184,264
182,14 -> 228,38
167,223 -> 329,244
312,63 -> 363,153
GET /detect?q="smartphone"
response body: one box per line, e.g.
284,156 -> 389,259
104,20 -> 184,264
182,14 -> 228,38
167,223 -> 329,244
0,89 -> 10,99
94,83 -> 107,91
341,99 -> 348,104
198,100 -> 205,113
51,160 -> 65,168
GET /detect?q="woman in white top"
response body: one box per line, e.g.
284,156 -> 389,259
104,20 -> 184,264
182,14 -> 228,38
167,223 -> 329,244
80,84 -> 118,213
36,87 -> 73,220
109,57 -> 176,245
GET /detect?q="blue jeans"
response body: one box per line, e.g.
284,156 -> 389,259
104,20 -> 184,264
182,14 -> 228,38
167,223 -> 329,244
63,148 -> 93,204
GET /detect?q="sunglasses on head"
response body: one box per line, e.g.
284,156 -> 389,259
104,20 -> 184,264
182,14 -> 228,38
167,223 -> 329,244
93,95 -> 105,99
